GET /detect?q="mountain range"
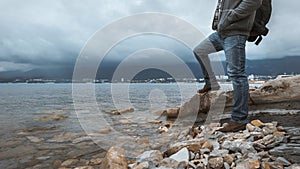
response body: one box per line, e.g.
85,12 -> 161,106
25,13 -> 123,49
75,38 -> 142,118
0,56 -> 299,82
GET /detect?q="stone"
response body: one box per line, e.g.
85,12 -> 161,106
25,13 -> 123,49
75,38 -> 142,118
98,128 -> 112,134
53,160 -> 62,168
236,161 -> 250,169
224,162 -> 231,169
201,140 -> 213,151
249,159 -> 260,169
61,159 -> 79,167
166,108 -> 180,118
223,154 -> 235,165
132,162 -> 149,169
111,108 -> 134,115
276,157 -> 291,166
188,161 -> 197,168
251,120 -> 264,127
26,136 -> 44,143
262,162 -> 284,169
221,140 -> 256,154
290,165 -> 300,169
169,147 -> 189,165
90,158 -> 102,165
74,167 -> 94,169
100,147 -> 128,169
36,156 -> 51,160
36,114 -> 68,121
157,126 -> 168,134
165,138 -> 206,156
189,152 -> 195,160
160,158 -> 180,169
208,157 -> 223,169
47,132 -> 75,143
209,149 -> 229,157
247,123 -> 256,132
136,150 -> 163,167
236,159 -> 262,169
119,119 -> 133,124
72,136 -> 91,144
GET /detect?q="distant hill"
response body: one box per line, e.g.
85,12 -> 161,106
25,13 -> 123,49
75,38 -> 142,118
0,56 -> 299,82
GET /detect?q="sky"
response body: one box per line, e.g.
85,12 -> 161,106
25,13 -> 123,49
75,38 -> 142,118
0,0 -> 300,73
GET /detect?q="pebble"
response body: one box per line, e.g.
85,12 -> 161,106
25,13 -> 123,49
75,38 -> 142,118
251,119 -> 264,127
169,147 -> 189,165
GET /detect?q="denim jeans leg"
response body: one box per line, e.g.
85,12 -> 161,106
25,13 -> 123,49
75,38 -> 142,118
224,35 -> 249,124
193,32 -> 223,87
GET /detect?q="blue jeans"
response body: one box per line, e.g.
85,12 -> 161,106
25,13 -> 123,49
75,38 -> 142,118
193,32 -> 249,124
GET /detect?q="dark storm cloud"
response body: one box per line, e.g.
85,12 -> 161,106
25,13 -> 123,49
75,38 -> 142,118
0,0 -> 299,72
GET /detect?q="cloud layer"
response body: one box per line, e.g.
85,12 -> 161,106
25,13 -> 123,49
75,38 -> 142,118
0,0 -> 299,72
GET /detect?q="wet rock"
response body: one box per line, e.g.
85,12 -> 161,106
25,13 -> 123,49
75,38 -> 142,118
98,128 -> 112,134
0,145 -> 37,159
47,132 -> 75,143
169,147 -> 189,165
166,108 -> 180,118
119,119 -> 134,124
112,108 -> 134,115
208,157 -> 223,169
61,159 -> 79,167
26,136 -> 44,143
100,147 -> 127,169
137,150 -> 163,167
72,136 -> 91,144
36,114 -> 68,121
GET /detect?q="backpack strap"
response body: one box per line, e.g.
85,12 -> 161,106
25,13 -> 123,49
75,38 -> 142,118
255,35 -> 263,45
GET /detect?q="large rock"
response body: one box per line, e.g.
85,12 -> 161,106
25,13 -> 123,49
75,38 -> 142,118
164,75 -> 300,119
100,147 -> 128,169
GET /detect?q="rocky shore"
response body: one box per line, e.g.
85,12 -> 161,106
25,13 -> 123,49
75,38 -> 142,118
1,76 -> 300,169
100,120 -> 300,169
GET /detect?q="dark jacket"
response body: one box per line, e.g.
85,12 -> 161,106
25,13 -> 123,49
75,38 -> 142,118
212,0 -> 262,39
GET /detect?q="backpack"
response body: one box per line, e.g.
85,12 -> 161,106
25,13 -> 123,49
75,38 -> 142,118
248,0 -> 272,45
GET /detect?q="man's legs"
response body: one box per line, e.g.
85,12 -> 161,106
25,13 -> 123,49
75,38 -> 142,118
193,32 -> 223,92
224,35 -> 249,124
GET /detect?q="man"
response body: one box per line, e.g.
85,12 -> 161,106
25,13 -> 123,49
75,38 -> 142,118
194,0 -> 262,132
